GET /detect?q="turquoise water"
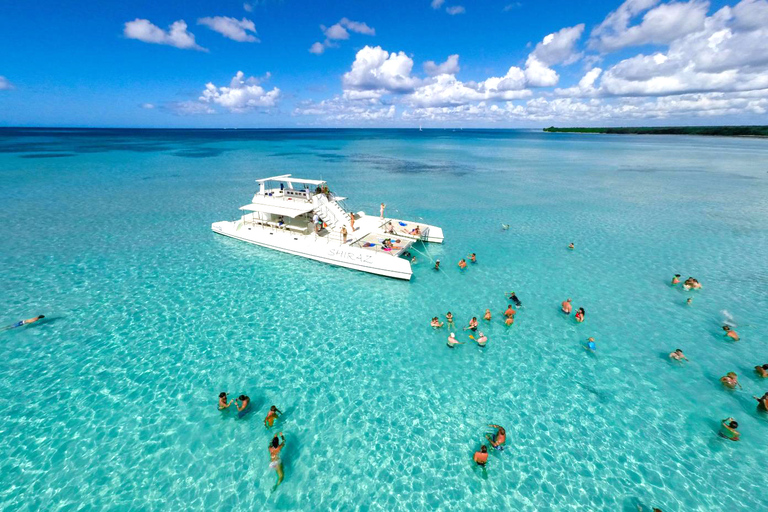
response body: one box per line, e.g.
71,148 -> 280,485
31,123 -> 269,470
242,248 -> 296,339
1,128 -> 767,511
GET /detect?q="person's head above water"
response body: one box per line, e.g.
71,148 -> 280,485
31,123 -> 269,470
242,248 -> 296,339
271,436 -> 280,448
728,420 -> 738,428
219,392 -> 227,399
480,445 -> 487,453
675,349 -> 683,353
450,332 -> 455,338
722,325 -> 731,331
238,395 -> 248,401
270,405 -> 277,412
762,364 -> 768,370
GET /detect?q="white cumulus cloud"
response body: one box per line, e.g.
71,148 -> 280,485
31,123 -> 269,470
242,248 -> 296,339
446,5 -> 466,15
199,71 -> 280,112
342,46 -> 421,95
431,0 -> 445,8
310,17 -> 375,54
198,16 -> 259,43
530,24 -> 585,66
423,54 -> 460,76
123,19 -> 206,51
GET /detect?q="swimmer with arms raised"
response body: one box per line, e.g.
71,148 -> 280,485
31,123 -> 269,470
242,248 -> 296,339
269,432 -> 286,487
485,424 -> 506,450
3,315 -> 45,331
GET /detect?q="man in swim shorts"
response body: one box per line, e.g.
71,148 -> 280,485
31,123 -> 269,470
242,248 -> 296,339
269,432 -> 286,486
486,424 -> 506,450
3,315 -> 45,330
473,445 -> 489,466
561,299 -> 572,314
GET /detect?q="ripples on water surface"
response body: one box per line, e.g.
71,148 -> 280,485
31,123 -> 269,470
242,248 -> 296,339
1,128 -> 767,511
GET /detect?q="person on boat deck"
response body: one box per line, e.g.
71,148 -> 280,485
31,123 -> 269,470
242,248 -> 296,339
469,253 -> 476,263
313,213 -> 320,233
458,259 -> 467,269
434,259 -> 440,270
561,298 -> 572,314
755,364 -> 768,378
386,222 -> 396,234
722,325 -> 739,341
3,315 -> 45,330
754,392 -> 768,411
486,425 -> 506,450
671,274 -> 681,285
382,239 -> 394,249
720,418 -> 740,441
465,317 -> 478,332
409,225 -> 421,235
341,225 -> 348,243
277,216 -> 285,227
720,372 -> 742,390
265,405 -> 283,427
269,432 -> 286,487
280,183 -> 284,191
431,317 -> 443,328
380,203 -> 386,220
483,309 -> 491,321
235,395 -> 250,412
669,349 -> 688,361
473,445 -> 489,466
446,312 -> 455,328
349,213 -> 355,231
218,392 -> 233,410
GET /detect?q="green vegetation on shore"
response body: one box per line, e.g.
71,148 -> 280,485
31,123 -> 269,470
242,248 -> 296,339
543,126 -> 768,137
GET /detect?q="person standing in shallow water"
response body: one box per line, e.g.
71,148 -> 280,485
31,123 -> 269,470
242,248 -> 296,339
561,299 -> 572,314
236,395 -> 250,413
575,308 -> 585,323
218,392 -> 233,410
269,432 -> 286,487
754,392 -> 768,411
473,445 -> 489,466
265,405 -> 282,427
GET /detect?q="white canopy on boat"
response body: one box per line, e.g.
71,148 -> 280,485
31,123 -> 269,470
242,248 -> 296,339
256,174 -> 326,186
239,198 -> 314,218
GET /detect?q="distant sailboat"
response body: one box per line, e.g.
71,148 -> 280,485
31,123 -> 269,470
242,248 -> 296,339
419,124 -> 423,132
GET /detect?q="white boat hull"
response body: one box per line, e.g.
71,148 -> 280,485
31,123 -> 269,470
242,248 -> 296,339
212,220 -> 414,280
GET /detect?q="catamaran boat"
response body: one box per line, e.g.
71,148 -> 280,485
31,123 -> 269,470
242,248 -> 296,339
211,175 -> 444,280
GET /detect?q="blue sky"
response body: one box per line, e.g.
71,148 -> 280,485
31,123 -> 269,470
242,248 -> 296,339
1,0 -> 767,127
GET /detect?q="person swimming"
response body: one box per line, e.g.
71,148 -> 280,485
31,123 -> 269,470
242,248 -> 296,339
446,312 -> 455,329
473,445 -> 489,466
218,392 -> 233,410
504,315 -> 514,326
720,372 -> 742,389
754,392 -> 768,411
469,253 -> 477,263
561,299 -> 572,314
486,424 -> 506,450
474,332 -> 488,347
568,243 -> 575,250
265,405 -> 283,427
447,332 -> 463,348
722,325 -> 739,341
507,292 -> 522,307
236,395 -> 250,414
686,297 -> 693,306
503,305 -> 516,318
483,309 -> 491,321
431,317 -> 444,328
683,277 -> 702,290
269,432 -> 286,487
671,274 -> 681,285
585,337 -> 596,352
755,364 -> 768,378
669,349 -> 688,361
458,259 -> 467,269
575,308 -> 585,323
719,418 -> 740,441
434,259 -> 441,270
3,315 -> 45,331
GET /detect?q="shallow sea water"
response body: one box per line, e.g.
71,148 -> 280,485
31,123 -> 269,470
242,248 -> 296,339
1,128 -> 767,511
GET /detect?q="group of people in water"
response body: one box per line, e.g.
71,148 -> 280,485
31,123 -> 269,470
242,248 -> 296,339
666,274 -> 767,442
218,393 -> 286,487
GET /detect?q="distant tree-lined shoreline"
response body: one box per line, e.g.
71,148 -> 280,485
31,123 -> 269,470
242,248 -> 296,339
543,126 -> 768,137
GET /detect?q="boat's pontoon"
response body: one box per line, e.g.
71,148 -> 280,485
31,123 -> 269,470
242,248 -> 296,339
211,175 -> 443,280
